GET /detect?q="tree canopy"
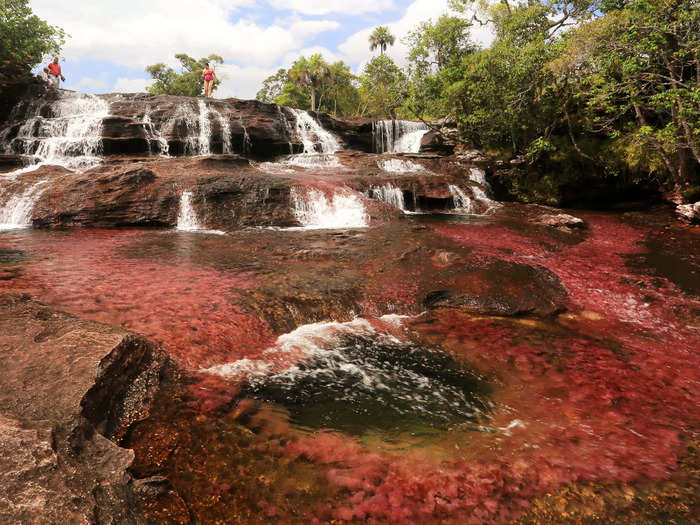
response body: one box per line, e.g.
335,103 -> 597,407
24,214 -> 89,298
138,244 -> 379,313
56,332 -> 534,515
0,0 -> 65,88
369,26 -> 396,56
146,54 -> 223,97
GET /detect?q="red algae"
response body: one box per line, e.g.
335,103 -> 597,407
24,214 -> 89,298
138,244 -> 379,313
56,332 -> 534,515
3,211 -> 699,524
0,230 -> 275,368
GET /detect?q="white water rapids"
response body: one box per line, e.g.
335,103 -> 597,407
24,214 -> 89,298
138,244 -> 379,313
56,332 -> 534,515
290,188 -> 368,229
3,92 -> 109,173
0,180 -> 48,230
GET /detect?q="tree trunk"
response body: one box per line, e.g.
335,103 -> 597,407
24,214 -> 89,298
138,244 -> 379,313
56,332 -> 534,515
311,88 -> 316,112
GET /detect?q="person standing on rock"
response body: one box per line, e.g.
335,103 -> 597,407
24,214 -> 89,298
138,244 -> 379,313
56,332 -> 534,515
202,63 -> 216,98
47,58 -> 65,88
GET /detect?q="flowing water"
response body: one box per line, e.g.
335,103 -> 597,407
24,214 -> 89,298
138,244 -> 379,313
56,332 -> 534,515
290,187 -> 368,229
449,184 -> 473,213
284,109 -> 343,168
0,180 -> 48,230
3,92 -> 109,172
373,120 -> 430,154
0,209 -> 698,523
372,184 -> 406,211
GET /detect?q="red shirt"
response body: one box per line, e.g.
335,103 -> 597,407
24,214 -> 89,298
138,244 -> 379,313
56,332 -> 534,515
48,62 -> 62,76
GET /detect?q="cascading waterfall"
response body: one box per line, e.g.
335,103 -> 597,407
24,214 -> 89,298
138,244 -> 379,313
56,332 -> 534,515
0,180 -> 48,230
372,184 -> 406,211
449,185 -> 473,214
161,100 -> 231,156
285,109 -> 342,168
290,187 -> 368,229
176,190 -> 202,231
143,110 -> 170,155
4,92 -> 109,172
197,100 -> 212,156
236,116 -> 250,155
373,120 -> 429,154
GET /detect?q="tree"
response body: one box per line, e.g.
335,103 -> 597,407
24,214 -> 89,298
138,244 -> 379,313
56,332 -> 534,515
0,0 -> 65,89
405,15 -> 477,119
256,68 -> 289,103
569,0 -> 700,189
146,54 -> 223,97
369,26 -> 396,56
288,54 -> 330,112
359,55 -> 408,118
257,58 -> 361,116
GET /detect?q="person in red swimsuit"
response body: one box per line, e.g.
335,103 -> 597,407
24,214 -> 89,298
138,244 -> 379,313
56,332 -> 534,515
201,63 -> 217,98
47,57 -> 65,88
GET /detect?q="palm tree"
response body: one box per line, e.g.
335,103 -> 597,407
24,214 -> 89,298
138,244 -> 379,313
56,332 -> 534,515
369,26 -> 396,56
289,54 -> 330,112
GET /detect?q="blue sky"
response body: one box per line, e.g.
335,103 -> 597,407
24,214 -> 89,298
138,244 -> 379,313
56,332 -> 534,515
29,0 -> 493,99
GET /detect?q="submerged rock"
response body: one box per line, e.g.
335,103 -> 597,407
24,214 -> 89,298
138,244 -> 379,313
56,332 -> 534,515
0,293 -> 168,523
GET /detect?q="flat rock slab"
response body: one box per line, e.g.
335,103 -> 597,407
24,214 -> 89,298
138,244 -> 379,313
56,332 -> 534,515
0,293 -> 168,524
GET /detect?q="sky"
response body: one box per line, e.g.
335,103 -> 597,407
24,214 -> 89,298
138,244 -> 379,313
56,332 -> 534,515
29,0 -> 494,100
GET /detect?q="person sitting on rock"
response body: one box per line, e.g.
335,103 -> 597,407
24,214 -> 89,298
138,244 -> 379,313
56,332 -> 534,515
37,67 -> 50,85
47,58 -> 66,88
202,63 -> 216,98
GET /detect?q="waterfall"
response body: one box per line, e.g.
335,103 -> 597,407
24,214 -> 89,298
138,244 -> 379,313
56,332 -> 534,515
373,120 -> 429,154
4,92 -> 109,172
159,101 -> 232,156
372,184 -> 406,211
449,185 -> 473,214
290,188 -> 368,229
177,191 -> 202,231
143,111 -> 170,155
197,100 -> 212,155
0,180 -> 47,230
468,167 -> 488,187
284,109 -> 342,168
236,116 -> 250,155
290,109 -> 340,154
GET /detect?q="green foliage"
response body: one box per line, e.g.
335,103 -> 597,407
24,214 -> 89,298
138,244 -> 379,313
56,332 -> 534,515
358,55 -> 408,118
257,56 -> 360,116
0,0 -> 65,87
369,26 -> 396,56
256,68 -> 288,103
405,15 -> 476,119
146,54 -> 223,97
568,0 -> 700,188
288,54 -> 330,111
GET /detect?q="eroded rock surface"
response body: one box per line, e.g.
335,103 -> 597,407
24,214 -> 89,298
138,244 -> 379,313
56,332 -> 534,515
0,293 -> 168,524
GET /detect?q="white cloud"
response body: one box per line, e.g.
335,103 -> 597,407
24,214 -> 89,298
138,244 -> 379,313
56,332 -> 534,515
214,64 -> 278,99
267,0 -> 394,15
29,0 -> 337,69
28,0 -> 495,100
113,77 -> 153,93
77,77 -> 108,90
339,0 -> 495,69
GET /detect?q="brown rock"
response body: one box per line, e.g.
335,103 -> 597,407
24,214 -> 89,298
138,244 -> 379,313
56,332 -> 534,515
0,293 -> 168,523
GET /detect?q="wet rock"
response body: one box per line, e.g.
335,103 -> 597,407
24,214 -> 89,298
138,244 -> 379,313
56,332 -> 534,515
0,293 -> 168,523
536,212 -> 587,230
28,157 -> 297,229
424,260 -> 569,317
677,201 -> 700,223
420,130 -> 455,155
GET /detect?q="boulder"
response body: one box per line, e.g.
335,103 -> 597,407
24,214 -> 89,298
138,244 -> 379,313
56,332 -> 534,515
0,293 -> 168,524
677,201 -> 700,223
535,212 -> 587,230
424,260 -> 569,317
